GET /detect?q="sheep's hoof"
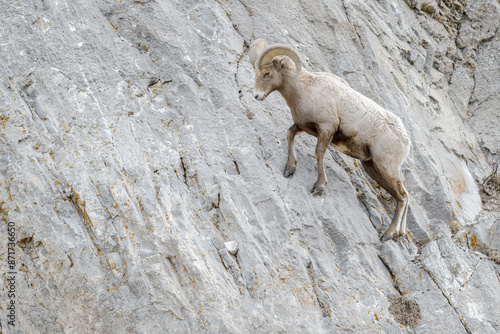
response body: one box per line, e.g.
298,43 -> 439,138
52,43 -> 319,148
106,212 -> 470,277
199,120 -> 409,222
283,166 -> 296,178
310,184 -> 324,196
380,233 -> 392,242
380,230 -> 399,242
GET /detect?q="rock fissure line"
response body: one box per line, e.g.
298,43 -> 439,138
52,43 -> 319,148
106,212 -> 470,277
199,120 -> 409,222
234,50 -> 245,93
494,265 -> 500,284
67,188 -> 99,253
214,0 -> 247,42
342,0 -> 365,50
236,0 -> 254,17
378,254 -> 403,295
356,192 -> 380,235
460,258 -> 481,290
421,266 -> 472,334
306,261 -> 331,317
178,155 -> 189,185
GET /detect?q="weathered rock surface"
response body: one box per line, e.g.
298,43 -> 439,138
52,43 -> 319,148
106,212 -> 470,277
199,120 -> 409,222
0,0 -> 499,333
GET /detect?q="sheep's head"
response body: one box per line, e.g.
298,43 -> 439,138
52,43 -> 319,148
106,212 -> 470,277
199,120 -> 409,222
249,40 -> 302,101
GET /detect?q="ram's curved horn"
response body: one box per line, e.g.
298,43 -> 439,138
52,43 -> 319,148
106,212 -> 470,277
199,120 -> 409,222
257,44 -> 302,78
249,38 -> 270,66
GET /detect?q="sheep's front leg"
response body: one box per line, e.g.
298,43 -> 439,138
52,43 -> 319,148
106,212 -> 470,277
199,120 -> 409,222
284,123 -> 302,178
311,128 -> 332,196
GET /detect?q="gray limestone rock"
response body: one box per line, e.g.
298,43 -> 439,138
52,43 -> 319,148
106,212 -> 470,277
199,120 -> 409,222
0,0 -> 499,333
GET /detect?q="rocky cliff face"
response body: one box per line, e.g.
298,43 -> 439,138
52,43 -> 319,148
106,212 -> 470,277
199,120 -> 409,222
1,0 -> 499,333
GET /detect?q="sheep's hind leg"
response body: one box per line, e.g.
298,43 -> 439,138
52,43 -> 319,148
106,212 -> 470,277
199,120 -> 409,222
311,128 -> 332,196
383,177 -> 408,242
399,199 -> 409,239
284,124 -> 302,178
361,160 -> 408,241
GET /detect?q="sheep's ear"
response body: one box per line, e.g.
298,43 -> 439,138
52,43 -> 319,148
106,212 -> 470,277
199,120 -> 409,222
272,56 -> 288,70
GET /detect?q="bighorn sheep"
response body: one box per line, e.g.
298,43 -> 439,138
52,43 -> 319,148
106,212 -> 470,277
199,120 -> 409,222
249,38 -> 411,241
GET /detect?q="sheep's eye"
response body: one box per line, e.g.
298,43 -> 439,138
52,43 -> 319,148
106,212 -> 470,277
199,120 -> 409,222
263,72 -> 270,78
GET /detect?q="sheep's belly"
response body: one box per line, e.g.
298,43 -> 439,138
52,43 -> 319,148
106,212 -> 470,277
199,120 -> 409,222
331,132 -> 371,161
